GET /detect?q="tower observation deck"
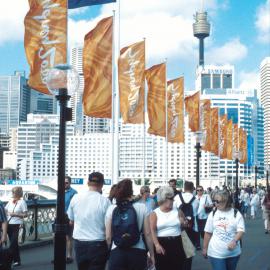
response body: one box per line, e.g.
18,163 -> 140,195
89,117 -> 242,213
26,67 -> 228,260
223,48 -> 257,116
193,11 -> 210,66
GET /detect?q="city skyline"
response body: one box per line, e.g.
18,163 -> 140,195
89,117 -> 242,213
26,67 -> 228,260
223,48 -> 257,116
0,0 -> 269,92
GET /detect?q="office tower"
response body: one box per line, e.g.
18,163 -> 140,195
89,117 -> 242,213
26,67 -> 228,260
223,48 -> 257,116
261,57 -> 270,165
0,71 -> 30,135
30,90 -> 57,114
196,65 -> 235,91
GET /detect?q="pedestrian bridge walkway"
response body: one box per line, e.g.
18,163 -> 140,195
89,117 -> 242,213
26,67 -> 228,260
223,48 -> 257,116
17,216 -> 270,270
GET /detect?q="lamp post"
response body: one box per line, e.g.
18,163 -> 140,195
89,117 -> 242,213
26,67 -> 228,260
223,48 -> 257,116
46,64 -> 79,270
233,150 -> 240,209
265,165 -> 269,189
254,162 -> 259,189
195,132 -> 202,187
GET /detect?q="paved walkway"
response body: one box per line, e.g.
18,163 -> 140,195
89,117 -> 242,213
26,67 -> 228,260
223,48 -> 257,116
17,216 -> 270,270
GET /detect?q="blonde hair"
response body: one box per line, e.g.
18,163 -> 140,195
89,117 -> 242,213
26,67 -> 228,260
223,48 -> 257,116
12,186 -> 23,199
214,190 -> 233,210
157,186 -> 174,204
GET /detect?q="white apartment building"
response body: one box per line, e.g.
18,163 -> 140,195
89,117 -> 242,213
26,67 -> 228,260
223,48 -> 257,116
17,114 -> 74,179
261,57 -> 270,165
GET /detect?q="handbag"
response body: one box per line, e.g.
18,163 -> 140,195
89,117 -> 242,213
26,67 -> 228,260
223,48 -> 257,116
18,223 -> 26,245
181,230 -> 195,258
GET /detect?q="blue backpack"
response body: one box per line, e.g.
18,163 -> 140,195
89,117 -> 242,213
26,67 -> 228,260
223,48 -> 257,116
111,201 -> 140,248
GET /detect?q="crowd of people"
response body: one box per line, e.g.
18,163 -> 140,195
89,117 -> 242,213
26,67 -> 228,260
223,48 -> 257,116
0,174 -> 269,270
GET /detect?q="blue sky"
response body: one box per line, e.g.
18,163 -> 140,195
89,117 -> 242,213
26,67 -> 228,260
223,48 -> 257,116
0,0 -> 269,91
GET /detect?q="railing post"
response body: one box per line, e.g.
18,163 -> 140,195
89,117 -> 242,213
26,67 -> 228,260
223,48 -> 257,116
34,198 -> 38,241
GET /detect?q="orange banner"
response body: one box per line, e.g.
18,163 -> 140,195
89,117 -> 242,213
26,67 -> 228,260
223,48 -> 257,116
145,63 -> 166,137
184,91 -> 200,132
83,16 -> 113,118
233,124 -> 239,158
201,99 -> 211,151
119,41 -> 145,124
24,0 -> 67,94
239,128 -> 247,163
167,77 -> 184,143
219,114 -> 228,159
210,107 -> 219,156
227,119 -> 233,160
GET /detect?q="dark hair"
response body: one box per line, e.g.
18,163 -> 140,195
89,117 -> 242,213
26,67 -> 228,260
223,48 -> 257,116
88,172 -> 104,185
65,176 -> 71,183
184,181 -> 194,191
169,179 -> 177,185
114,179 -> 133,202
109,184 -> 117,202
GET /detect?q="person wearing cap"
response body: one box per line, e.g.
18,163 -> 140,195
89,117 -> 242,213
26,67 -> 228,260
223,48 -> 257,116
67,172 -> 111,270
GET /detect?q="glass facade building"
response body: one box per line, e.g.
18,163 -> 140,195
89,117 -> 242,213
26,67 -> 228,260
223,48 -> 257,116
0,71 -> 30,135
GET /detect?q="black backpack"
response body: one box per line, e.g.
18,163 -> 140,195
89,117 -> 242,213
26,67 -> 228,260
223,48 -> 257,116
111,201 -> 140,249
179,193 -> 195,230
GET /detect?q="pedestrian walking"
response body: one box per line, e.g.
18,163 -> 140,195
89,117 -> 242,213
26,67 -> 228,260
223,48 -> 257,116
174,181 -> 199,270
262,188 -> 270,234
5,186 -> 28,267
64,176 -> 77,264
105,179 -> 155,270
150,186 -> 186,270
203,190 -> 245,270
250,189 -> 260,219
239,189 -> 250,219
196,186 -> 213,249
169,179 -> 180,197
138,186 -> 155,215
67,172 -> 111,270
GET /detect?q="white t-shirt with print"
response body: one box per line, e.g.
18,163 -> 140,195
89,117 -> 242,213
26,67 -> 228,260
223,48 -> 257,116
204,208 -> 245,258
5,199 -> 27,225
105,202 -> 147,250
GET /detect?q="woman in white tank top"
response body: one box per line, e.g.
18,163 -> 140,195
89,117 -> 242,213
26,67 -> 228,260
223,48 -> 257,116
150,186 -> 186,270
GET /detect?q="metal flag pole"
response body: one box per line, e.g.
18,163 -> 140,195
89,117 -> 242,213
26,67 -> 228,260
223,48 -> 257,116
218,108 -> 221,186
142,38 -> 146,187
165,60 -> 168,185
112,2 -> 120,185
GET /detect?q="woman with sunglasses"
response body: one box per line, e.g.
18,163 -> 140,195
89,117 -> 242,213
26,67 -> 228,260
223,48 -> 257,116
203,190 -> 245,270
196,186 -> 213,250
149,186 -> 186,270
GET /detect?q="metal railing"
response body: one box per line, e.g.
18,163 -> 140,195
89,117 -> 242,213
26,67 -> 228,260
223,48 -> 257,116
4,199 -> 57,242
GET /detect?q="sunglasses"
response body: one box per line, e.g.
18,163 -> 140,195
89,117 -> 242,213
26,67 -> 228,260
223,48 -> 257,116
197,189 -> 203,192
212,200 -> 222,204
167,197 -> 174,201
65,182 -> 69,185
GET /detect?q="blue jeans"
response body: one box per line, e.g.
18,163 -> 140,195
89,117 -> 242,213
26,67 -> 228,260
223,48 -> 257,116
208,256 -> 240,270
74,240 -> 108,270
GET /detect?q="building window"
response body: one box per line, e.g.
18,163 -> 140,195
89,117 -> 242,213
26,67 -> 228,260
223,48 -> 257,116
201,74 -> 211,90
213,74 -> 221,88
223,74 -> 232,88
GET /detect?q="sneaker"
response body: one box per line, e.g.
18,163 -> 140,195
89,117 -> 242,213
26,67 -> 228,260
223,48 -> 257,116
66,257 -> 73,264
13,262 -> 21,267
265,230 -> 269,234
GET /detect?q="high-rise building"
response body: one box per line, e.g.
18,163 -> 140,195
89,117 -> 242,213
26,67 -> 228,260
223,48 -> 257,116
30,90 -> 56,115
260,57 -> 270,165
0,71 -> 30,135
17,114 -> 74,179
196,65 -> 235,91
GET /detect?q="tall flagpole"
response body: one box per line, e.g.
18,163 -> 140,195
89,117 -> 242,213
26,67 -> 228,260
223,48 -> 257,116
165,60 -> 168,185
218,108 -> 221,186
142,38 -> 146,187
112,2 -> 120,185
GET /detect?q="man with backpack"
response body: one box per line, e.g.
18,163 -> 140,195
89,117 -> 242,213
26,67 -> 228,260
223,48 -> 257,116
67,172 -> 111,270
174,181 -> 199,270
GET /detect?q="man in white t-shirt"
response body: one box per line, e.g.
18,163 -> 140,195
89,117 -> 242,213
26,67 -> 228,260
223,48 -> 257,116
67,172 -> 111,270
174,181 -> 199,270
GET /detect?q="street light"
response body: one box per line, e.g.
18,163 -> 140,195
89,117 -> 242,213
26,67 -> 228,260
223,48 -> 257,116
195,131 -> 202,187
233,150 -> 240,209
46,64 -> 79,270
265,164 -> 270,189
254,162 -> 260,189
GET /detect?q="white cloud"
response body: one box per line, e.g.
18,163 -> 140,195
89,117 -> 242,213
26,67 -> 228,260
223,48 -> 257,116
206,38 -> 248,64
0,1 -> 28,45
238,70 -> 260,91
255,0 -> 270,43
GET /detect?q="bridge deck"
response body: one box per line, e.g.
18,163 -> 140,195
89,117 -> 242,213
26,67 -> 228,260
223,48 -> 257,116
18,216 -> 270,270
